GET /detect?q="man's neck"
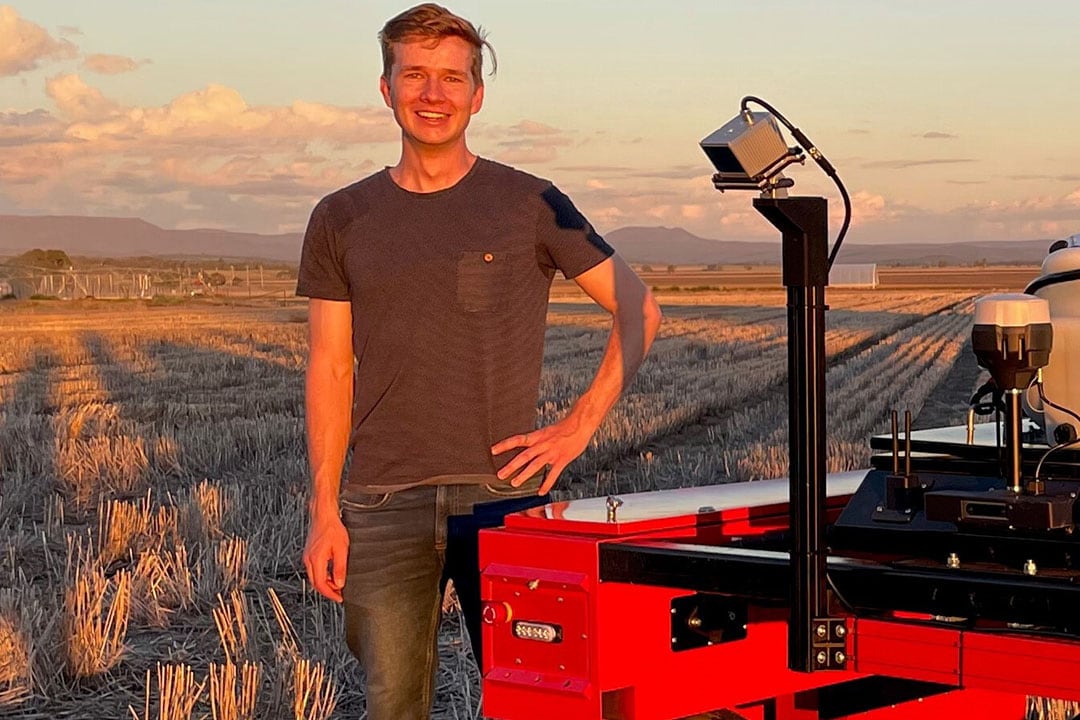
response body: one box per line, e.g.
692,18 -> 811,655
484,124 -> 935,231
389,143 -> 478,193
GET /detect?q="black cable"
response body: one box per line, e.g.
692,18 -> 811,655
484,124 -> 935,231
1033,377 -> 1080,481
1037,374 -> 1080,430
740,95 -> 852,270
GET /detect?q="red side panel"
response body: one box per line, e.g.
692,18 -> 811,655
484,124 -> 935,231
963,631 -> 1080,702
854,619 -> 960,685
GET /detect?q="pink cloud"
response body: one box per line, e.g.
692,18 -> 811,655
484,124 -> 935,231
81,53 -> 150,75
0,6 -> 78,77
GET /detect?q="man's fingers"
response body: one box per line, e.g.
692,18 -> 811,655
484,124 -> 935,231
497,445 -> 541,480
329,542 -> 348,591
510,457 -> 549,487
540,462 -> 567,494
491,432 -> 531,455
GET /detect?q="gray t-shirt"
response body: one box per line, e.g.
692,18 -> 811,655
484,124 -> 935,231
296,158 -> 614,492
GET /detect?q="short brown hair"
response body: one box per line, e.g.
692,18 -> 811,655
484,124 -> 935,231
379,3 -> 496,86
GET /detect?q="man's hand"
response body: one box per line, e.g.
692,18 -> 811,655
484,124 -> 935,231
303,508 -> 349,603
491,415 -> 593,494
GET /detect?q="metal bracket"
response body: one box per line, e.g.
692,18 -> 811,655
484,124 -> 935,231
670,593 -> 748,652
811,617 -> 848,670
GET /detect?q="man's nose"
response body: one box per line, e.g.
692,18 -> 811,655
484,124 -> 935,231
420,77 -> 445,102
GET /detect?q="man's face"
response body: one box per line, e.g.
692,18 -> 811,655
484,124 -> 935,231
380,36 -> 484,151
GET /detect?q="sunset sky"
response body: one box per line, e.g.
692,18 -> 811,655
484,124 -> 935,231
3,1 -> 1080,245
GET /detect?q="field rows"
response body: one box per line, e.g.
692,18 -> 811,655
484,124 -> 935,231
0,290 -> 992,718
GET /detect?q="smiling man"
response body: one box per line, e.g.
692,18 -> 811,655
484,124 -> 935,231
296,4 -> 662,718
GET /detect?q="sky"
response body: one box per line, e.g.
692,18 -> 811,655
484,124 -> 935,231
3,0 -> 1080,245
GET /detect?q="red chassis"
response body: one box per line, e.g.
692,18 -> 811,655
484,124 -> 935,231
478,473 -> 1080,720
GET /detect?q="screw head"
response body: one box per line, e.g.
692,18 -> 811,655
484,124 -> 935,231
835,624 -> 847,638
816,651 -> 828,666
815,624 -> 828,638
835,651 -> 846,664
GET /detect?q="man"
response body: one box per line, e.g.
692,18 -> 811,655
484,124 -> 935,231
297,4 -> 662,719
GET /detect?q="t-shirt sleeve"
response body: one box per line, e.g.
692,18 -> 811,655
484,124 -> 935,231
535,183 -> 615,279
296,198 -> 350,300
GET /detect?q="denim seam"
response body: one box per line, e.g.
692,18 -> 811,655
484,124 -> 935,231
420,590 -> 441,713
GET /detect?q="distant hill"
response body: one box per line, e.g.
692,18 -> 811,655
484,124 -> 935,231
0,214 -> 1055,266
0,215 -> 302,262
607,226 -> 1052,266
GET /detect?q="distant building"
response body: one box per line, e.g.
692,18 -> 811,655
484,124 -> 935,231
825,263 -> 876,289
830,263 -> 879,289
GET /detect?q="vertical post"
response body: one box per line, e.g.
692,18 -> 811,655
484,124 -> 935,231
753,196 -> 832,673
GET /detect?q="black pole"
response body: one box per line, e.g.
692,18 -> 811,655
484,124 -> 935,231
753,196 -> 834,672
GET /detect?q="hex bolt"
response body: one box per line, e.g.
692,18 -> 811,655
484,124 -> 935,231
946,553 -> 960,569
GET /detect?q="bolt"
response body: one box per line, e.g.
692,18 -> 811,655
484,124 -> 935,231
1023,559 -> 1037,576
816,651 -> 828,666
946,553 -> 960,569
835,651 -> 846,664
515,658 -> 522,665
875,505 -> 884,513
835,625 -> 847,638
815,624 -> 828,639
670,607 -> 677,614
688,616 -> 703,629
527,579 -> 539,591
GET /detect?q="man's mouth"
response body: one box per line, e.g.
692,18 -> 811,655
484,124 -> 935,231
417,111 -> 448,120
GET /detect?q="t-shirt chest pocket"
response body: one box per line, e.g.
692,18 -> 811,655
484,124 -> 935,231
455,248 -> 534,313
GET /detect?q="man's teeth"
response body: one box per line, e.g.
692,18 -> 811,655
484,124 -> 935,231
418,111 -> 447,119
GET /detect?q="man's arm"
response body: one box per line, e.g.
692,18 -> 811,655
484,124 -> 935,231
302,298 -> 354,602
491,255 -> 662,493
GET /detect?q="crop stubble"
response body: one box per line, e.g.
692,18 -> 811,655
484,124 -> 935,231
0,290 -> 1070,719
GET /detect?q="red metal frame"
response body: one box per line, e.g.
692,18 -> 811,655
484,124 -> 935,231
479,491 -> 1079,719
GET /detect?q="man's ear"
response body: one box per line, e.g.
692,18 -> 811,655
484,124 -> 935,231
471,82 -> 484,115
380,75 -> 392,108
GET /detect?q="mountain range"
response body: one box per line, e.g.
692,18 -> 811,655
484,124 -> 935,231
0,215 -> 1053,266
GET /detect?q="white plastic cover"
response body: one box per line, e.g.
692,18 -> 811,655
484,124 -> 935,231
973,294 -> 1051,327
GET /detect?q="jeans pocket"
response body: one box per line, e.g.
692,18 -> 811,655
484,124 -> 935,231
483,481 -> 542,498
341,492 -> 394,512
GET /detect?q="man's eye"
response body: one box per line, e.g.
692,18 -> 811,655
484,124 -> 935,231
445,76 -> 463,83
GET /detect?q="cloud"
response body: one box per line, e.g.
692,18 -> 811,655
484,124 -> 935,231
46,73 -> 120,120
507,119 -> 560,136
1007,173 -> 1080,182
946,179 -> 987,185
0,6 -> 78,76
475,119 -> 575,166
554,164 -> 636,173
861,158 -> 976,170
920,131 -> 958,140
0,75 -> 401,231
81,53 -> 150,75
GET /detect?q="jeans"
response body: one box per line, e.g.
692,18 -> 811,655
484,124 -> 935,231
340,482 -> 548,720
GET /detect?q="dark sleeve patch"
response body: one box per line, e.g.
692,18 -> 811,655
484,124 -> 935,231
537,184 -> 615,279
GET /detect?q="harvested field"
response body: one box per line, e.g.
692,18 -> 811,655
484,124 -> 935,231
0,288 -> 1066,718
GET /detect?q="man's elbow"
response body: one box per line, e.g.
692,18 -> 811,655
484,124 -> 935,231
643,289 -> 663,340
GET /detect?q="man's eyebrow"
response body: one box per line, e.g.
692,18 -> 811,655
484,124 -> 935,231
399,65 -> 468,77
